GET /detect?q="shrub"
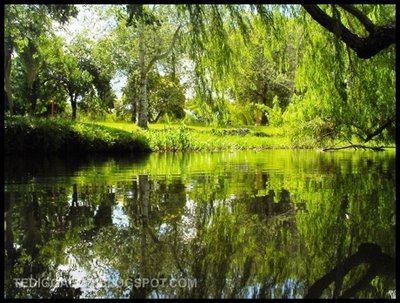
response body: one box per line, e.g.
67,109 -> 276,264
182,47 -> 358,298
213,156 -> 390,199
147,126 -> 191,151
4,117 -> 150,155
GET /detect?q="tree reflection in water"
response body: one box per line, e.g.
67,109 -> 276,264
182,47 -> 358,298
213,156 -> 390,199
4,151 -> 396,298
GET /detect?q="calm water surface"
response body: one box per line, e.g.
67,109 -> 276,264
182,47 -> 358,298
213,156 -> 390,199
4,150 -> 396,298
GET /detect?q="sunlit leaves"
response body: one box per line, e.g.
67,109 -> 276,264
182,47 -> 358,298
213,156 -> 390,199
284,4 -> 395,146
4,4 -> 78,116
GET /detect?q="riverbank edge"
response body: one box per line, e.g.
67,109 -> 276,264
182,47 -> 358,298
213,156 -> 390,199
4,117 -> 151,155
4,117 -> 394,155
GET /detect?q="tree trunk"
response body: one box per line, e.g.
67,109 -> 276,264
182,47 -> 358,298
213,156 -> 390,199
4,192 -> 16,263
137,30 -> 148,129
152,111 -> 164,123
260,113 -> 268,125
364,117 -> 394,143
130,98 -> 137,123
70,93 -> 77,120
132,174 -> 150,298
72,184 -> 78,207
4,41 -> 13,115
260,104 -> 268,125
135,24 -> 181,129
260,89 -> 269,125
29,79 -> 39,116
22,40 -> 40,116
137,72 -> 148,129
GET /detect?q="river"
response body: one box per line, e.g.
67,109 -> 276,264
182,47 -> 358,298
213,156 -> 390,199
4,150 -> 396,298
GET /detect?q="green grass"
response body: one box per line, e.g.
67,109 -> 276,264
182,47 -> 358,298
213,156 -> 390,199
6,118 -> 291,155
95,121 -> 291,151
6,118 -> 393,154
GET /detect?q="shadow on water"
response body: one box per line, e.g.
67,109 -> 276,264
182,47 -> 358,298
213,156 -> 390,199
4,153 -> 151,183
4,151 -> 396,299
305,242 -> 395,298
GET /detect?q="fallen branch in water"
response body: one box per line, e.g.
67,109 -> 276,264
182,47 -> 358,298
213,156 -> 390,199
321,145 -> 386,152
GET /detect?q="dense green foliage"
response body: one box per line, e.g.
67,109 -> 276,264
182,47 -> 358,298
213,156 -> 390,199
4,4 -> 396,148
4,117 -> 150,154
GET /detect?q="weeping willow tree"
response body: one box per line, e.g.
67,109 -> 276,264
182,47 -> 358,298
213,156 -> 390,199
178,4 -> 395,145
284,5 -> 395,147
172,5 -> 250,126
222,9 -> 300,126
120,4 -> 395,140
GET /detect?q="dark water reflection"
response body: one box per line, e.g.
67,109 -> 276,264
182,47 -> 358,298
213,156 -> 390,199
4,150 -> 396,298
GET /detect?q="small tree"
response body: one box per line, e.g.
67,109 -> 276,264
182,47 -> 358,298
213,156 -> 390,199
45,39 -> 93,120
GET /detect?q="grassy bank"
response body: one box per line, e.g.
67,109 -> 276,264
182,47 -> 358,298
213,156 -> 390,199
5,118 -> 292,155
95,122 -> 291,151
4,117 -> 150,155
7,118 -> 391,155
